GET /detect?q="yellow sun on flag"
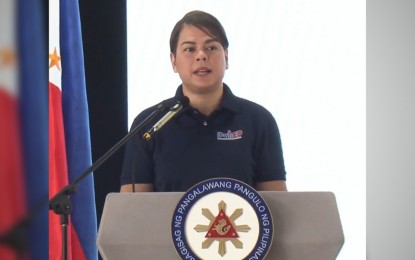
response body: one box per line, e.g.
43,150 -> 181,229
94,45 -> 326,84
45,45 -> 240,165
49,47 -> 61,71
0,48 -> 16,67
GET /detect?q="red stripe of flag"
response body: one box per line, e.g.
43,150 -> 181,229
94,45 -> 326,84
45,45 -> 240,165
48,81 -> 73,260
0,88 -> 26,260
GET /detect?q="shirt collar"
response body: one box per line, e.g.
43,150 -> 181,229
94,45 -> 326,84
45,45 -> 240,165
174,83 -> 240,114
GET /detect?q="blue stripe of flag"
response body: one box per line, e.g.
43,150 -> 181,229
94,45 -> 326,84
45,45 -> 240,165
60,0 -> 98,259
17,0 -> 48,259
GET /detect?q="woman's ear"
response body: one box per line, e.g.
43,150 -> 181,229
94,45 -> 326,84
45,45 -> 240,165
225,49 -> 229,69
170,53 -> 177,72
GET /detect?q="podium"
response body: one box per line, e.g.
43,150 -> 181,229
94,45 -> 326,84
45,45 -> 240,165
97,192 -> 344,259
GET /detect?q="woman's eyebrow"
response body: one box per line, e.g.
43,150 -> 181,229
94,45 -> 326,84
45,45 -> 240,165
180,41 -> 196,46
180,39 -> 220,46
204,38 -> 220,44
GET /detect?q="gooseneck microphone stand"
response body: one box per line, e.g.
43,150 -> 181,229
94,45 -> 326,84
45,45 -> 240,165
48,102 -> 166,260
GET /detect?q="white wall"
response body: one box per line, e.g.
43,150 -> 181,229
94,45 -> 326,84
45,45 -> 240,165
127,1 -> 365,259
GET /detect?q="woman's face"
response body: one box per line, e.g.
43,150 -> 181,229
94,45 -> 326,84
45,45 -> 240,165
170,24 -> 228,95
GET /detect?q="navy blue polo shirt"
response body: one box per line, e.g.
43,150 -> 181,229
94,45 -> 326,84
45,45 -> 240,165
121,84 -> 286,191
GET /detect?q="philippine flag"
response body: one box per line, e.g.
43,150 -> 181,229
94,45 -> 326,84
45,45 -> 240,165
1,0 -> 48,259
0,1 -> 26,259
49,0 -> 98,259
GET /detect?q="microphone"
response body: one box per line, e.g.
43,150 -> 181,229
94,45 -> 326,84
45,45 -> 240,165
143,96 -> 190,140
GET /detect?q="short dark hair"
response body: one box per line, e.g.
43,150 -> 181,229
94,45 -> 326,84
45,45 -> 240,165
169,10 -> 229,54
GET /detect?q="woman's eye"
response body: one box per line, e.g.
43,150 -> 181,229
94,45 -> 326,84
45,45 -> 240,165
207,46 -> 217,51
184,47 -> 194,52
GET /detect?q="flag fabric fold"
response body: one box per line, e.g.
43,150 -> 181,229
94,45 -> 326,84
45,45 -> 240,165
49,0 -> 98,259
18,0 -> 48,259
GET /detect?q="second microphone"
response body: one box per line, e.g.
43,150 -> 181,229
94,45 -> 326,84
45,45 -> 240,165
142,96 -> 190,141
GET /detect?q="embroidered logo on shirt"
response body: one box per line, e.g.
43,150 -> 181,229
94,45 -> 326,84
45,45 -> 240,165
217,130 -> 243,140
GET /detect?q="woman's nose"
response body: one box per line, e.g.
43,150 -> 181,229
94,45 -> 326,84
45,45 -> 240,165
196,50 -> 207,61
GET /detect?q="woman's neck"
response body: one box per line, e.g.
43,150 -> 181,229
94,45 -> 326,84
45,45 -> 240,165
183,85 -> 223,116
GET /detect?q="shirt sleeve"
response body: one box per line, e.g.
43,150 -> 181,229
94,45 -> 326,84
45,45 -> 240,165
253,109 -> 287,182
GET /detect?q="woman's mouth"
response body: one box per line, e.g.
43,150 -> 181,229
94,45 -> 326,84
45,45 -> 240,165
194,67 -> 212,75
